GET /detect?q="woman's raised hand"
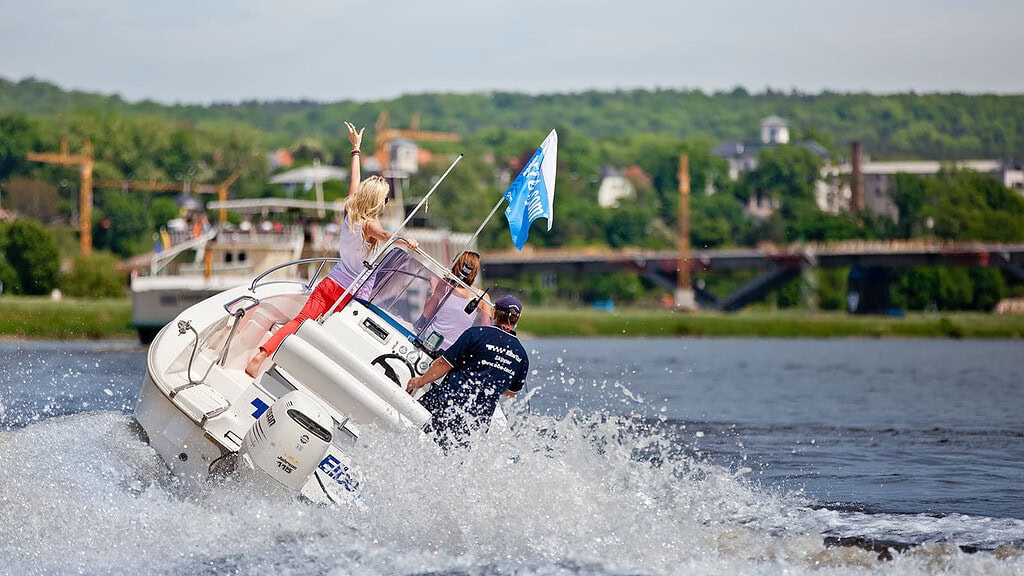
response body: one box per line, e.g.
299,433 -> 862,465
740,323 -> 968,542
345,121 -> 365,150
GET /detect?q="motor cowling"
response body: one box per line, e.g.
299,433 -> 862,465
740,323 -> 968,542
239,391 -> 333,491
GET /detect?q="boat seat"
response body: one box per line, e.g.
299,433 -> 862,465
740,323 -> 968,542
174,384 -> 230,425
223,299 -> 302,371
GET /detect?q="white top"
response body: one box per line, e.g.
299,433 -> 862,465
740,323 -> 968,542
326,216 -> 375,299
421,289 -> 478,348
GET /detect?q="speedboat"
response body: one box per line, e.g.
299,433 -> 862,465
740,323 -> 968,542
133,242 -> 493,504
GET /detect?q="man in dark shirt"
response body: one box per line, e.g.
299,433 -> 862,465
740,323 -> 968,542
406,294 -> 529,446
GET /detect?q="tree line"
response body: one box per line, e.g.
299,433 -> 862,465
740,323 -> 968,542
1,78 -> 1022,310
4,77 -> 1024,160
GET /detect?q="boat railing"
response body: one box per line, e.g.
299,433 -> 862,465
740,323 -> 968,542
151,229 -> 219,275
178,261 -> 255,276
249,257 -> 342,292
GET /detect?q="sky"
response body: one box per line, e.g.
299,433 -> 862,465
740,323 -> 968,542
1,0 -> 1021,105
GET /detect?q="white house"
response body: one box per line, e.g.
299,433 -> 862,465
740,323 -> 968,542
713,115 -> 830,181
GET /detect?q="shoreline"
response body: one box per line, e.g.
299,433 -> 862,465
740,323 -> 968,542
2,296 -> 1022,341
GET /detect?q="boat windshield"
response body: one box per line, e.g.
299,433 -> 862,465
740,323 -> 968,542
363,248 -> 482,352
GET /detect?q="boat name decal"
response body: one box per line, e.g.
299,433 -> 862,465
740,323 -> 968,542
318,455 -> 360,492
251,398 -> 269,419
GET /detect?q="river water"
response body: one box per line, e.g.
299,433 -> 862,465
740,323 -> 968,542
1,337 -> 1022,575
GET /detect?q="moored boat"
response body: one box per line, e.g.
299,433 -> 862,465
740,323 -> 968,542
130,197 -> 472,344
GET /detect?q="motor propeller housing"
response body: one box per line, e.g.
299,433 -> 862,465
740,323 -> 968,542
239,391 -> 333,491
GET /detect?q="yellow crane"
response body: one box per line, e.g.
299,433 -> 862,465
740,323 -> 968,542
26,139 -> 95,255
372,111 -> 461,172
28,138 -> 240,255
95,170 -> 240,224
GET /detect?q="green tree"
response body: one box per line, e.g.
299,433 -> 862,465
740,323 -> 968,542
0,113 -> 43,179
2,176 -> 61,221
891,267 -> 981,311
605,202 -> 652,248
892,169 -> 1024,242
969,268 -> 1006,311
60,251 -> 127,298
817,268 -> 849,311
94,191 -> 151,257
158,126 -> 201,180
3,219 -> 60,295
786,208 -> 865,243
691,192 -> 748,248
0,225 -> 19,293
744,145 -> 824,211
149,197 -> 180,230
411,150 -> 497,235
585,272 -> 645,303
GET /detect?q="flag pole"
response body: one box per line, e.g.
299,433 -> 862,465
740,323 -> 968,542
456,194 -> 506,261
392,153 -> 464,246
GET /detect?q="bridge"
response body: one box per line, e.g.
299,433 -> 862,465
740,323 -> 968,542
480,241 -> 1024,312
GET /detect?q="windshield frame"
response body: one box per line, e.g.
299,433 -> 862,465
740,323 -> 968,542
346,242 -> 491,351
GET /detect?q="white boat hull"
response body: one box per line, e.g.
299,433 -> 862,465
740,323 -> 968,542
133,262 -> 436,505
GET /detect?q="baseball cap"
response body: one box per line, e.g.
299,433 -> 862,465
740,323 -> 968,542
494,294 -> 523,314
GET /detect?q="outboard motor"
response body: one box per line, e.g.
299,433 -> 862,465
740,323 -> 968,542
239,391 -> 333,491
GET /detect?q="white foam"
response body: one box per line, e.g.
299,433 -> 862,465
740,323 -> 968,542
0,411 -> 1021,575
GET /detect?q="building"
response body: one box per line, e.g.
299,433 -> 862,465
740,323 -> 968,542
715,116 -> 1024,219
596,165 -> 653,208
713,115 -> 830,217
713,115 -> 829,181
818,158 -> 1024,220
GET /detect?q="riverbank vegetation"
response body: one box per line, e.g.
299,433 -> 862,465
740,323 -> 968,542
1,296 -> 1021,341
0,296 -> 134,340
518,307 -> 1024,339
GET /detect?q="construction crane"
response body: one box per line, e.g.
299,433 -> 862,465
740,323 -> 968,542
27,139 -> 94,255
95,170 -> 240,224
371,112 -> 462,224
372,111 -> 461,173
28,138 -> 241,255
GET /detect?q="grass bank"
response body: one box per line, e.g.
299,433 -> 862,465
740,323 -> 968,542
0,296 -> 135,340
1,297 -> 1022,340
517,307 -> 1024,339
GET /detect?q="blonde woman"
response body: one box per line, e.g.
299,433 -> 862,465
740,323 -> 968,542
246,122 -> 418,376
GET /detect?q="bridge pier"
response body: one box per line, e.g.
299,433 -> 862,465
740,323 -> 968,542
847,266 -> 892,314
674,287 -> 697,310
801,249 -> 818,311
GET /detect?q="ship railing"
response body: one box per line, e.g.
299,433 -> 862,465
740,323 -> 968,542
249,257 -> 342,293
151,229 -> 219,275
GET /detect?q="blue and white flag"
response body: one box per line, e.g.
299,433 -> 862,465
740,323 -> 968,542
503,130 -> 557,250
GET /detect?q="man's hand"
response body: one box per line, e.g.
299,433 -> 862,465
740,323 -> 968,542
405,375 -> 425,394
406,357 -> 454,394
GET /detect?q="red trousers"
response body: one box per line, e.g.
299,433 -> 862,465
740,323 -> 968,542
259,277 -> 349,356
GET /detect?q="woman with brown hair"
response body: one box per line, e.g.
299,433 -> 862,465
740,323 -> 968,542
417,251 -> 491,349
